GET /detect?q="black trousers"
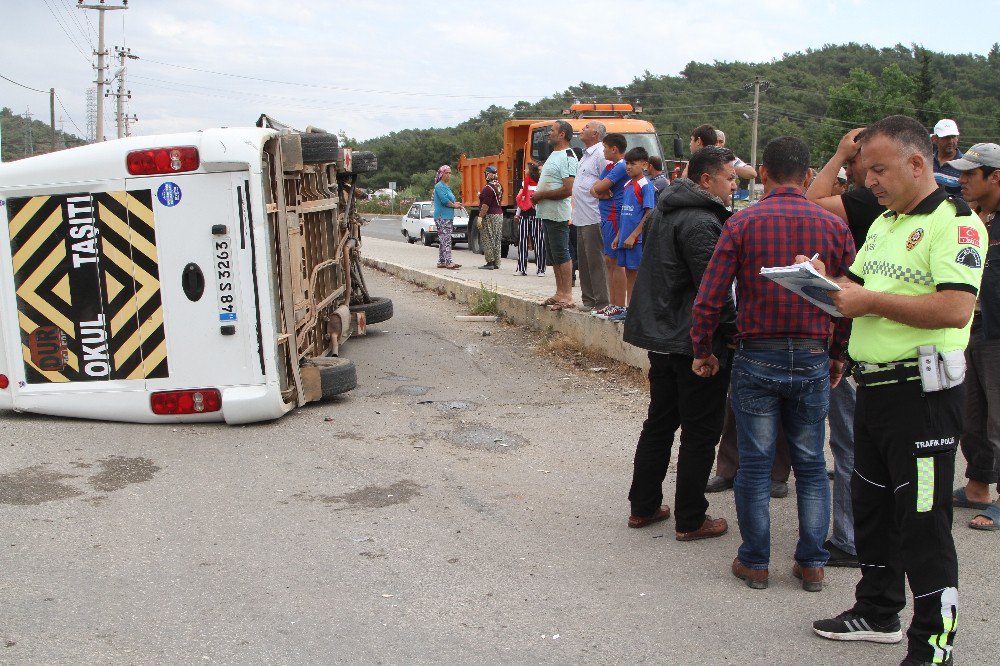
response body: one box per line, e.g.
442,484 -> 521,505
851,380 -> 961,663
629,352 -> 730,532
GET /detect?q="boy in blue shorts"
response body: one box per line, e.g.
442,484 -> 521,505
610,147 -> 655,321
590,132 -> 630,318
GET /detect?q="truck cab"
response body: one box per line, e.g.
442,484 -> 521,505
458,104 -> 665,257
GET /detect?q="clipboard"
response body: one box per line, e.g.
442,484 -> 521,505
760,261 -> 844,317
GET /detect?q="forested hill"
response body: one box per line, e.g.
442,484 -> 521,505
356,42 -> 1000,193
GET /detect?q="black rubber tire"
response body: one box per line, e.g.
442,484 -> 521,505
318,357 -> 357,398
500,241 -> 510,258
421,230 -> 433,246
300,132 -> 339,164
349,296 -> 393,324
406,234 -> 416,244
351,151 -> 378,173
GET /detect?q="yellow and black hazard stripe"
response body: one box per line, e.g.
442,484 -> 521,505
7,190 -> 169,384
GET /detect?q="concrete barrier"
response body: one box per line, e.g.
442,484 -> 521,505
361,256 -> 650,371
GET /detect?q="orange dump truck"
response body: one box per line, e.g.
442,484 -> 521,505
458,103 -> 672,257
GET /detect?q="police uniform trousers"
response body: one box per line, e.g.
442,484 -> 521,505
851,378 -> 961,663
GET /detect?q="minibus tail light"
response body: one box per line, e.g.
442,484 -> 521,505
127,147 -> 200,175
0,375 -> 9,390
150,389 -> 221,415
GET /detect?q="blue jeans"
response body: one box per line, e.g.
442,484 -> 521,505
730,348 -> 831,569
828,378 -> 856,555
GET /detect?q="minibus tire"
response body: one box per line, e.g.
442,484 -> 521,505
350,296 -> 393,324
300,132 -> 340,163
319,358 -> 358,398
351,151 -> 378,173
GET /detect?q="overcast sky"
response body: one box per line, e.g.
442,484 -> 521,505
2,0 -> 997,144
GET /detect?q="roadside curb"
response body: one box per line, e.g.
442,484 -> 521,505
361,256 -> 650,371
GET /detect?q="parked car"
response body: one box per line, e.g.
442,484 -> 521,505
400,200 -> 468,246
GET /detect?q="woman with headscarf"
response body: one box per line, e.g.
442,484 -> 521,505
433,165 -> 463,269
477,165 -> 504,270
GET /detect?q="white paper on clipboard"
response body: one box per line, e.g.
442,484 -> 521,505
760,261 -> 844,317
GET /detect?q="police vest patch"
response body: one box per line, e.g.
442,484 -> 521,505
906,228 -> 924,251
956,247 -> 982,268
958,225 -> 981,246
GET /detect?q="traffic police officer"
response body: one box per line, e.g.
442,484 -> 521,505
807,116 -> 987,666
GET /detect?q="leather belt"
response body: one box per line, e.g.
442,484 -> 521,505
739,337 -> 827,351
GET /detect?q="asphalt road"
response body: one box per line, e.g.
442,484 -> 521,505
0,270 -> 994,664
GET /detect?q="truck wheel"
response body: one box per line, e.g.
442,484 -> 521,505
350,296 -> 393,324
300,132 -> 340,164
500,241 -> 510,258
318,357 -> 357,398
351,151 -> 378,173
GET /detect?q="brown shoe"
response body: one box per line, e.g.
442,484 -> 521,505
676,516 -> 729,541
628,505 -> 671,529
732,558 -> 768,589
792,562 -> 824,592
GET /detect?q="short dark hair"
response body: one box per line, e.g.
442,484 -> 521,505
526,161 -> 541,180
762,136 -> 810,184
691,124 -> 717,148
647,155 -> 663,171
624,147 -> 649,163
858,115 -> 933,161
689,146 -> 735,182
603,132 -> 627,153
553,120 -> 573,143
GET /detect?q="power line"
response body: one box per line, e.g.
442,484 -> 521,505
40,0 -> 92,63
55,92 -> 86,137
775,83 -> 999,122
0,73 -> 48,94
56,0 -> 95,46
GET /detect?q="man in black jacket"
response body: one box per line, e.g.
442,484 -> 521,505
623,146 -> 738,540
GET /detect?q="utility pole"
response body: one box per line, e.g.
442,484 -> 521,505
50,88 -> 57,152
112,46 -> 138,138
743,75 -> 770,201
78,1 -> 128,142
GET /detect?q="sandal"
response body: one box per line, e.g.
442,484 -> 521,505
969,503 -> 1000,531
953,487 -> 992,510
436,263 -> 448,268
445,264 -> 461,270
540,297 -> 559,306
547,301 -> 575,311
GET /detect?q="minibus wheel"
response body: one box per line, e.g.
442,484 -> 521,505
349,296 -> 393,325
318,357 -> 357,398
300,132 -> 340,164
351,151 -> 378,173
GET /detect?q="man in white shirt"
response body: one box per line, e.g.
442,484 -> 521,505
571,121 -> 611,311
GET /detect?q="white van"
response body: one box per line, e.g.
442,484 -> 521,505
0,123 -> 390,424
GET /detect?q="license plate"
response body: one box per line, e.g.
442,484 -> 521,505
213,237 -> 238,323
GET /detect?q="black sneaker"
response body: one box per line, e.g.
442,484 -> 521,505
770,481 -> 789,498
813,610 -> 902,643
824,539 -> 859,568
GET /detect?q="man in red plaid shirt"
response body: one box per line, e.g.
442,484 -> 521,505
690,136 -> 856,592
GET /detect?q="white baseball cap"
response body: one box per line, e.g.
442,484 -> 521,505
932,119 -> 959,137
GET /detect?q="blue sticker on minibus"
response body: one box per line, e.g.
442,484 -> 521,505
157,182 -> 182,207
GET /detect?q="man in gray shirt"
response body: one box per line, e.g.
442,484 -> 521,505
571,121 -> 611,311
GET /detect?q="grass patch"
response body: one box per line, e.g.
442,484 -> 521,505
469,282 -> 499,316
